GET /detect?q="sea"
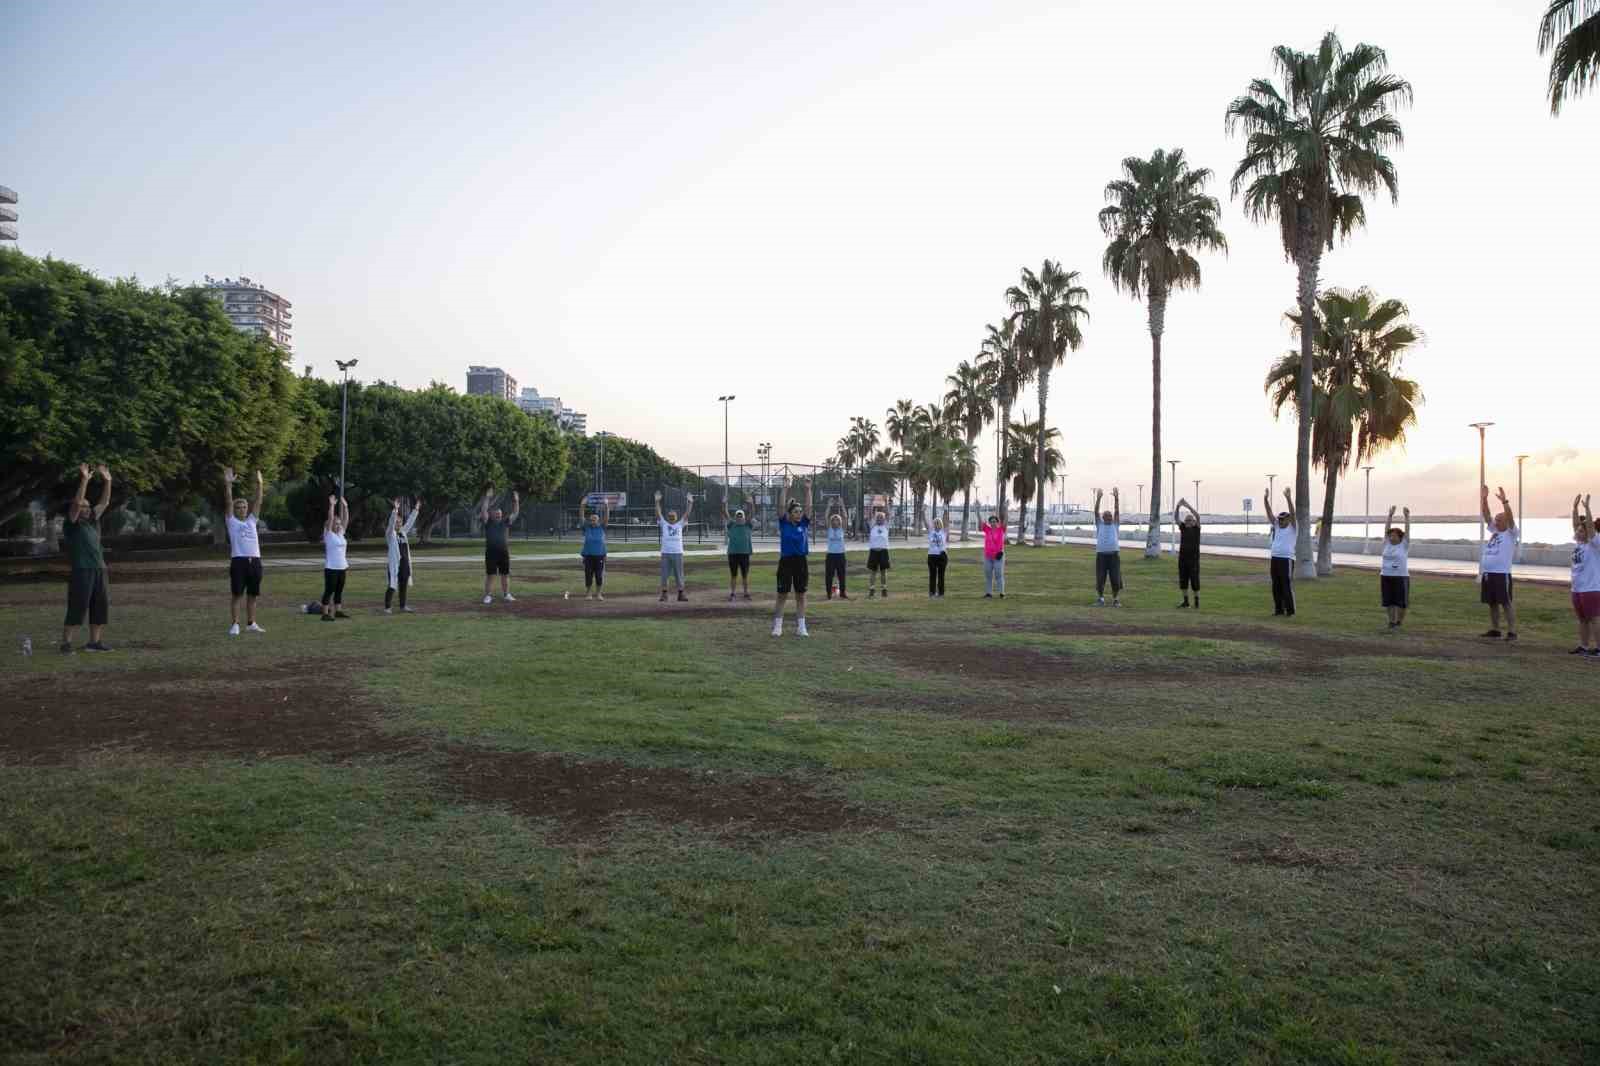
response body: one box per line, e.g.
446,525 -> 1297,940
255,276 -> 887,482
1051,517 -> 1579,546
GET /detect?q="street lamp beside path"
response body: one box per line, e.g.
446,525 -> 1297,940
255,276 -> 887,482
335,358 -> 359,502
1515,453 -> 1529,563
1167,459 -> 1181,554
1470,422 -> 1494,549
1362,465 -> 1375,554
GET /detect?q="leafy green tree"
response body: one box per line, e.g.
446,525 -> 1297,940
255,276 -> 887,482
1267,287 -> 1423,575
1007,261 -> 1089,546
0,251 -> 322,530
1227,32 -> 1412,577
1001,416 -> 1063,546
944,359 -> 991,540
1539,1 -> 1600,114
1099,148 -> 1227,558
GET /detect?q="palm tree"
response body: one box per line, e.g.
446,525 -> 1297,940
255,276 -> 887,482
1539,1 -> 1600,114
1006,261 -> 1089,546
1226,31 -> 1412,578
943,360 -> 991,541
1099,148 -> 1227,559
977,318 -> 1032,530
1266,287 -> 1424,575
885,399 -> 918,527
1002,417 -> 1063,546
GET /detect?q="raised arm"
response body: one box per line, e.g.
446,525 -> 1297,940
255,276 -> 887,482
653,490 -> 664,520
1480,485 -> 1493,526
721,493 -> 730,520
1283,488 -> 1295,526
579,494 -> 589,525
1495,486 -> 1513,529
339,494 -> 350,529
1386,505 -> 1396,540
71,464 -> 91,518
92,464 -> 112,519
804,479 -> 813,519
402,495 -> 420,536
1093,488 -> 1103,522
388,498 -> 400,534
325,494 -> 338,533
681,491 -> 694,523
508,490 -> 521,523
223,466 -> 236,510
1574,494 -> 1583,530
480,485 -> 493,523
1584,494 -> 1593,532
1111,487 -> 1120,525
1402,506 -> 1410,542
601,499 -> 611,528
253,470 -> 264,517
1174,496 -> 1188,522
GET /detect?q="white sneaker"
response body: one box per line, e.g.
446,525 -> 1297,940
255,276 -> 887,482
246,622 -> 265,634
596,593 -> 605,601
384,607 -> 393,615
771,618 -> 783,637
504,593 -> 516,602
482,595 -> 493,605
228,623 -> 240,637
796,620 -> 809,637
1112,598 -> 1122,608
402,606 -> 416,613
1096,597 -> 1106,607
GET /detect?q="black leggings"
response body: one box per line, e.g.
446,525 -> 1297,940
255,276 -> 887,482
826,553 -> 847,594
927,553 -> 947,596
1271,557 -> 1295,614
385,549 -> 411,609
321,568 -> 347,607
584,554 -> 606,588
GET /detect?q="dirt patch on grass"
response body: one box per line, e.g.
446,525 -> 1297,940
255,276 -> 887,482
0,665 -> 880,844
883,637 -> 1298,684
1231,834 -> 1362,869
428,592 -> 769,622
1020,619 -> 1468,663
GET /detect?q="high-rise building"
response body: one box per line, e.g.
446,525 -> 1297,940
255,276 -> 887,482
518,387 -> 586,435
467,366 -> 518,401
0,185 -> 17,247
203,276 -> 292,352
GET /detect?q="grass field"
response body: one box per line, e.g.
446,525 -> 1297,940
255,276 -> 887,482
2,545 -> 1597,1064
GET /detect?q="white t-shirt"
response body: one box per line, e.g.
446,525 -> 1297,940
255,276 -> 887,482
1095,520 -> 1120,553
226,514 -> 261,559
1571,540 -> 1600,593
659,518 -> 685,555
324,529 -> 348,570
868,523 -> 890,550
1380,538 -> 1408,577
1270,524 -> 1297,559
927,528 -> 947,555
1480,524 -> 1519,574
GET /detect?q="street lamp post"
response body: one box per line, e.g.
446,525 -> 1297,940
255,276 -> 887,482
1137,483 -> 1144,516
1362,465 -> 1375,554
1167,459 -> 1181,553
334,358 -> 359,502
1515,453 -> 1530,563
1193,479 -> 1201,516
1470,422 -> 1494,548
717,395 -> 736,516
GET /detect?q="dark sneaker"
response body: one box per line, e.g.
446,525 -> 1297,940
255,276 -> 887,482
881,589 -> 889,599
868,588 -> 876,598
826,591 -> 833,600
1570,646 -> 1588,655
59,642 -> 73,654
1480,629 -> 1501,638
983,593 -> 992,599
658,591 -> 668,603
83,642 -> 112,652
1587,648 -> 1600,658
839,593 -> 850,600
1273,610 -> 1285,617
677,592 -> 688,603
321,615 -> 335,622
741,593 -> 752,601
335,610 -> 350,619
1504,632 -> 1518,642
1177,601 -> 1189,609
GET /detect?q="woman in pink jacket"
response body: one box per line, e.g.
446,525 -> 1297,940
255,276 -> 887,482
982,507 -> 1007,598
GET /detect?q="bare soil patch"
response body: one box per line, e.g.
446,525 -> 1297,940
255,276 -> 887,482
1230,834 -> 1362,869
0,665 -> 876,844
1020,619 -> 1468,663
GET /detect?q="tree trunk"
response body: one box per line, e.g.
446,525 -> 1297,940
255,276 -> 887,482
1145,288 -> 1167,558
997,399 -> 1011,540
1293,230 -> 1321,579
1017,490 -> 1031,544
1032,367 -> 1051,547
960,483 -> 971,542
1317,460 -> 1341,576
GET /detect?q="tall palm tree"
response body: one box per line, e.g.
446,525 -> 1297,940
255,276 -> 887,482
1002,416 -> 1063,546
885,399 -> 917,527
943,360 -> 991,541
1226,31 -> 1412,578
1266,286 -> 1424,575
1006,261 -> 1089,546
977,318 -> 1032,529
1099,148 -> 1227,559
1539,1 -> 1600,114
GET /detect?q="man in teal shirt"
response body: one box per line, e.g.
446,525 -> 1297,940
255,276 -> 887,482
723,497 -> 755,601
61,463 -> 113,653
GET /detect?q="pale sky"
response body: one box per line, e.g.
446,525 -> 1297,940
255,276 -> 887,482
9,0 -> 1595,515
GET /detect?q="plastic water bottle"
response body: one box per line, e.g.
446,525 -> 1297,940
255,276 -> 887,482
21,637 -> 32,657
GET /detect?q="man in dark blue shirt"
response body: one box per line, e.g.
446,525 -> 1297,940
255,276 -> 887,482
772,476 -> 812,638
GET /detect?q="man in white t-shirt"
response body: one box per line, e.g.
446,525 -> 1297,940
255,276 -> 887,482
1567,494 -> 1600,656
1379,505 -> 1411,630
1478,485 -> 1520,641
222,467 -> 267,636
1268,486 -> 1297,617
655,489 -> 693,603
1093,488 -> 1123,607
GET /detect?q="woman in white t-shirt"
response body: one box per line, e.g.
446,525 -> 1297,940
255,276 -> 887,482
1478,485 -> 1520,641
1379,505 -> 1410,630
866,510 -> 892,598
320,494 -> 351,621
654,490 -> 693,603
926,510 -> 949,599
1568,494 -> 1600,656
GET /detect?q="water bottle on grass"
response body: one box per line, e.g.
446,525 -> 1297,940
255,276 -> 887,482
21,637 -> 33,657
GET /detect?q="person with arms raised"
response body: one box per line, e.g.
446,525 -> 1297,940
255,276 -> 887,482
1268,486 -> 1296,617
319,493 -> 351,621
1380,505 -> 1411,630
579,494 -> 610,601
866,508 -> 892,598
656,490 -> 693,603
825,499 -> 850,600
60,463 -> 113,653
723,496 -> 754,602
927,508 -> 950,599
981,507 -> 1007,598
480,485 -> 519,605
223,467 -> 267,636
385,495 -> 420,614
1093,488 -> 1123,607
1175,497 -> 1200,609
772,477 -> 812,636
1568,495 -> 1598,656
1478,485 -> 1519,641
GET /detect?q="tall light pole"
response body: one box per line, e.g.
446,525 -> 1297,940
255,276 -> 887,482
1470,422 -> 1494,547
1168,459 -> 1181,553
1136,483 -> 1144,516
1193,479 -> 1201,516
334,358 -> 359,501
717,395 -> 736,512
757,441 -> 772,532
1515,453 -> 1530,563
1266,473 -> 1276,501
1361,465 -> 1375,554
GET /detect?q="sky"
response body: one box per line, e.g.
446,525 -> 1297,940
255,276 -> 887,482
8,0 -> 1596,516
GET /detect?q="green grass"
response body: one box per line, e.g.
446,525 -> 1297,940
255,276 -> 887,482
2,545 -> 1597,1064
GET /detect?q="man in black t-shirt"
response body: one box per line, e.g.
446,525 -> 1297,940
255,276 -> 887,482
479,485 -> 520,605
61,463 -> 114,653
1175,497 -> 1201,609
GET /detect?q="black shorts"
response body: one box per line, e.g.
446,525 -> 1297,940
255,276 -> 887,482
485,546 -> 511,575
728,552 -> 751,577
867,548 -> 891,571
230,556 -> 263,598
65,567 -> 109,627
1381,575 -> 1409,608
1480,572 -> 1513,606
1178,555 -> 1200,590
777,555 -> 809,594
